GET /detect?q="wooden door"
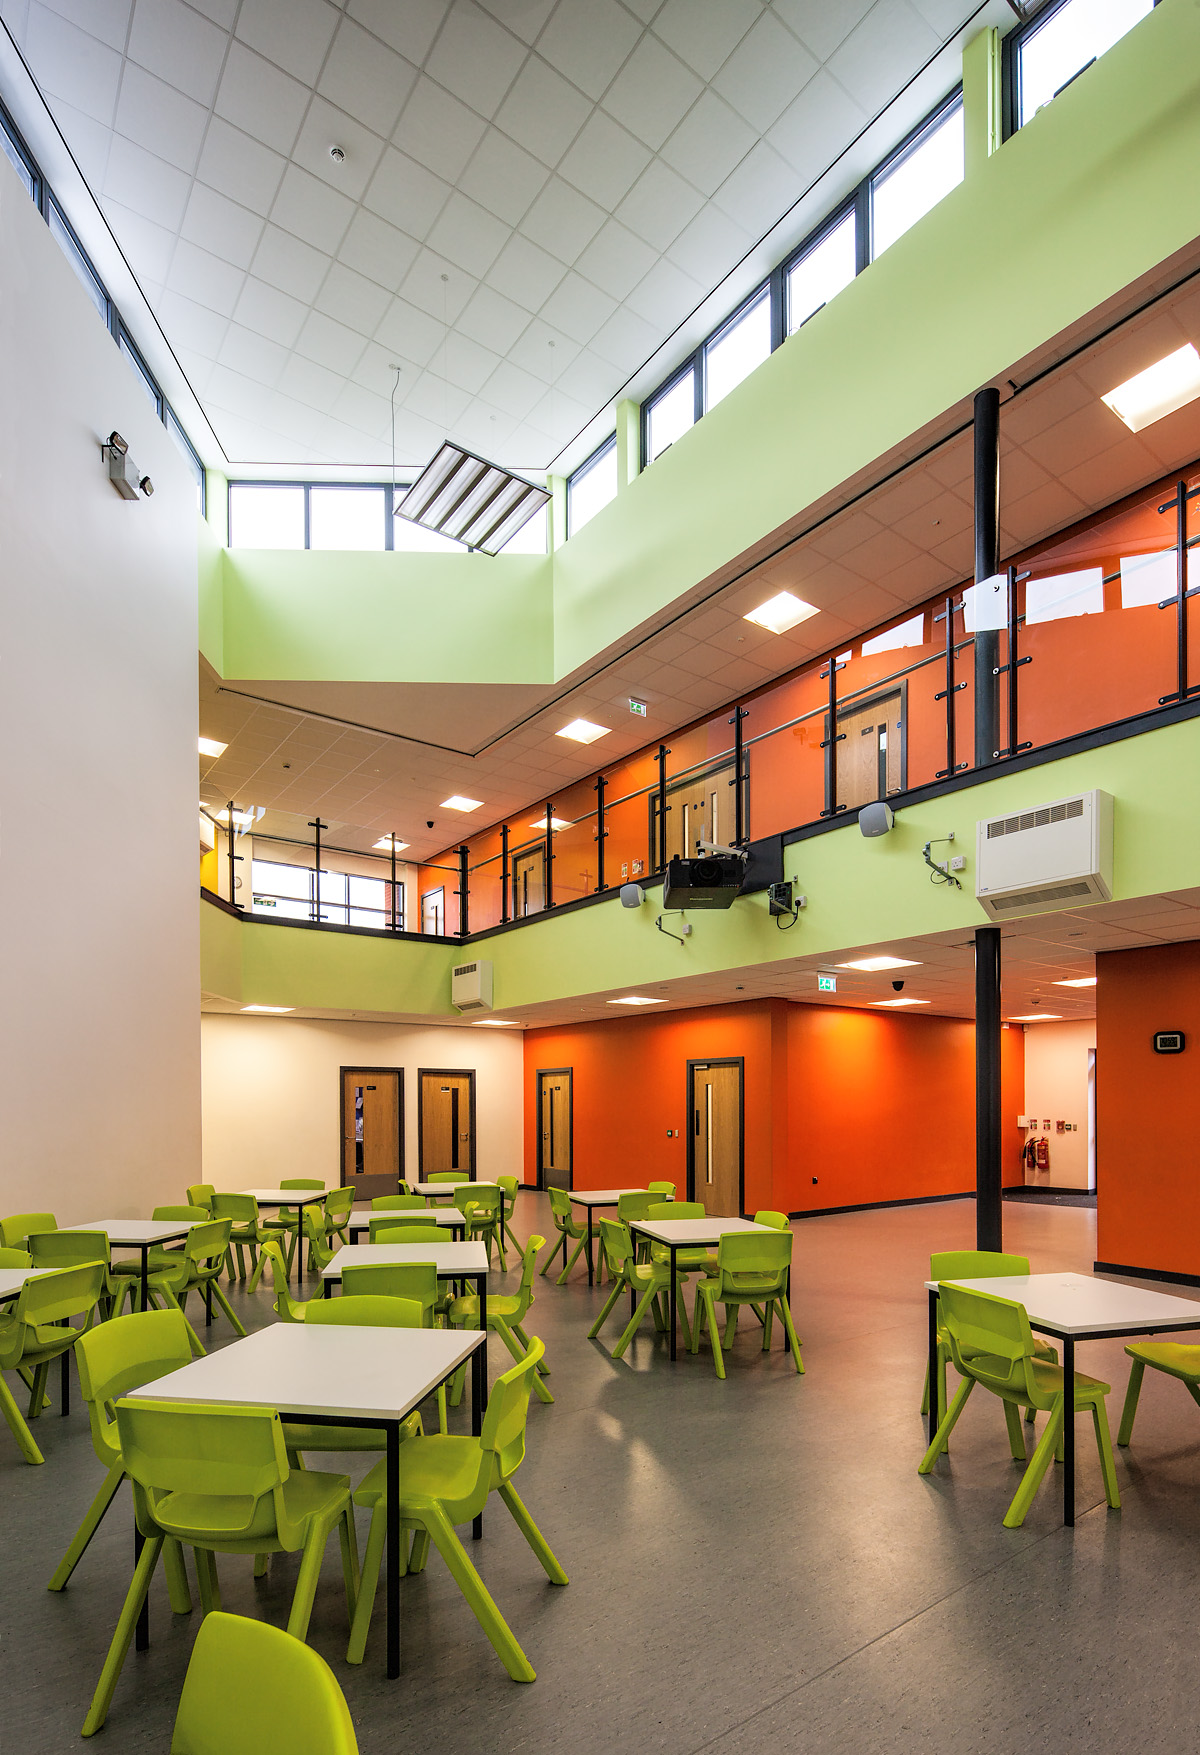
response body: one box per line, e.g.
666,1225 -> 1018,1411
835,689 -> 903,812
340,1068 -> 402,1202
655,761 -> 737,862
538,1070 -> 572,1190
421,888 -> 445,934
419,1070 -> 475,1178
511,844 -> 546,916
690,1061 -> 742,1217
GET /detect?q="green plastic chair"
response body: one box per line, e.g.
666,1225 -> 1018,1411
29,1230 -> 126,1319
588,1218 -> 692,1358
425,1173 -> 467,1207
371,1194 -> 427,1211
108,1208 -> 207,1303
323,1188 -> 355,1251
210,1194 -> 271,1282
647,1182 -> 676,1198
340,1263 -> 451,1432
367,1213 -> 447,1241
289,1294 -> 433,1446
754,1210 -> 789,1229
646,1200 -> 716,1276
256,1242 -> 321,1323
0,1246 -> 31,1268
496,1176 -> 521,1257
691,1231 -> 803,1379
540,1186 -> 588,1285
83,1399 -> 359,1737
0,1262 -> 106,1464
922,1251 -> 1058,1426
462,1187 -> 507,1271
170,1610 -> 360,1755
448,1234 -> 553,1405
140,1219 -> 245,1354
1117,1341 -> 1200,1446
0,1211 -> 57,1249
919,1281 -> 1120,1527
49,1308 -> 195,1599
186,1185 -> 215,1214
268,1180 -> 326,1275
346,1338 -> 567,1678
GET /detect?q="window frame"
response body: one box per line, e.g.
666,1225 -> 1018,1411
702,281 -> 772,415
867,87 -> 964,263
781,196 -> 865,338
227,480 -> 416,551
1002,0 -> 1160,140
641,360 -> 701,469
566,435 -> 618,538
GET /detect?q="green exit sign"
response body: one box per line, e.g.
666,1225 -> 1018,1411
818,974 -> 837,993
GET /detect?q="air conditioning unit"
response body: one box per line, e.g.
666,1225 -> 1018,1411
975,789 -> 1113,921
451,959 -> 493,1013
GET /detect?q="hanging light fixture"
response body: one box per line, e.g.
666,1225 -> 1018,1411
395,442 -> 550,556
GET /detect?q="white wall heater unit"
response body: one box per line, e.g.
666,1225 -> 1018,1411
451,959 -> 493,1013
975,789 -> 1113,921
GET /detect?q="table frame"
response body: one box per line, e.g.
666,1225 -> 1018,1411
627,1218 -> 771,1361
568,1190 -> 647,1286
926,1280 -> 1200,1525
238,1191 -> 329,1282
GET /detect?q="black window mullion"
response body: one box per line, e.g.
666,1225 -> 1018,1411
693,345 -> 705,422
768,263 -> 786,353
303,485 -> 312,551
854,177 -> 871,273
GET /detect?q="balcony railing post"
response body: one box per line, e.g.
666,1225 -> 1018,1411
389,834 -> 398,931
500,824 -> 510,924
729,706 -> 748,844
226,799 -> 241,909
934,599 -> 967,779
819,660 -> 846,817
544,804 -> 554,908
594,775 -> 607,891
656,745 -> 670,868
1157,477 -> 1200,705
973,385 -> 1001,769
308,817 -> 326,922
994,564 -> 1032,758
457,845 -> 469,937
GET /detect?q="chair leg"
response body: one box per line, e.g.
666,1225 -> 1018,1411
495,1318 -> 554,1403
555,1232 -> 588,1287
81,1534 -> 164,1737
587,1276 -> 626,1339
207,1279 -> 248,1339
254,1551 -> 270,1578
775,1295 -> 804,1375
512,1322 -> 550,1376
247,1250 -> 268,1294
701,1286 -> 726,1379
164,1538 -> 193,1614
1003,1400 -> 1064,1528
539,1232 -> 559,1276
423,1503 -> 537,1681
1117,1357 -> 1146,1446
28,1361 -> 50,1421
48,1461 -> 126,1589
723,1304 -> 739,1349
338,1506 -> 361,1625
919,1376 -> 975,1473
612,1284 -> 663,1359
1003,1399 -> 1027,1462
346,1508 -> 386,1666
287,1516 -> 337,1641
498,1482 -> 569,1583
1090,1397 -> 1121,1510
761,1299 -> 774,1349
195,1547 -> 222,1614
0,1370 -> 45,1464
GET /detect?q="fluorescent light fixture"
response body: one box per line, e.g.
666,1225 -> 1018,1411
241,1004 -> 293,1013
1006,1014 -> 1063,1023
373,836 -> 410,852
1101,343 -> 1200,433
395,441 -> 549,554
743,591 -> 819,635
838,956 -> 922,972
1052,977 -> 1097,988
557,718 -> 610,744
606,996 -> 664,1006
473,1018 -> 519,1026
530,817 -> 570,831
207,804 -> 263,828
441,795 -> 483,812
198,736 -> 227,757
871,998 -> 930,1008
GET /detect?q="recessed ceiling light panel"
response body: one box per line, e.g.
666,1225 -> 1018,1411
1006,1014 -> 1064,1022
606,996 -> 663,1006
1101,343 -> 1200,433
871,997 -> 930,1007
373,836 -> 410,851
557,718 -> 610,744
241,1004 -> 294,1013
198,736 -> 227,757
1052,977 -> 1097,988
838,956 -> 922,972
441,795 -> 483,812
743,590 -> 819,635
530,817 -> 570,831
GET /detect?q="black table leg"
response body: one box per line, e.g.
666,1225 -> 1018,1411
669,1244 -> 678,1362
385,1422 -> 400,1678
472,1271 -> 487,1539
1063,1333 -> 1075,1527
60,1347 -> 70,1415
927,1288 -> 940,1436
205,1283 -> 213,1326
135,1529 -> 149,1651
586,1210 -> 594,1285
140,1243 -> 150,1316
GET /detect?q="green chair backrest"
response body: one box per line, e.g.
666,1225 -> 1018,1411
306,1295 -> 424,1330
496,1176 -> 518,1214
930,1249 -> 1031,1281
116,1398 -> 299,1546
429,1173 -> 466,1184
370,1196 -> 425,1213
153,1206 -> 209,1222
29,1230 -> 110,1270
546,1187 -> 573,1223
0,1212 -> 57,1249
464,1187 -> 501,1220
184,1220 -> 234,1273
480,1337 -> 544,1484
754,1210 -> 789,1231
509,1235 -> 544,1319
256,1242 -> 305,1322
597,1217 -> 633,1278
170,1610 -> 360,1755
617,1192 -> 658,1223
647,1182 -> 675,1196
323,1189 -> 355,1220
371,1223 -> 445,1245
648,1200 -> 703,1220
0,1246 -> 31,1268
186,1185 -> 215,1213
280,1180 -> 324,1190
0,1263 -> 107,1368
936,1282 -> 1042,1404
212,1194 -> 259,1224
76,1308 -> 195,1469
341,1262 -> 439,1319
715,1229 -> 792,1282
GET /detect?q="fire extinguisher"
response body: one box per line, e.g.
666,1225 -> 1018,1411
1022,1135 -> 1050,1173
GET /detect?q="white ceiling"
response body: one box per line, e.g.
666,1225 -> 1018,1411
0,0 -> 1005,472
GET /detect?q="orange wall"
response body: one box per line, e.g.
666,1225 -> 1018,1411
1095,941 -> 1200,1277
523,998 -> 1025,1214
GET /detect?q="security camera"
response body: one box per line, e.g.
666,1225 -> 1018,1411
892,979 -> 905,992
620,883 -> 644,909
426,820 -> 434,829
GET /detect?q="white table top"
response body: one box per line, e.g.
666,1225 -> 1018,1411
323,1241 -> 491,1280
67,1219 -> 195,1244
927,1271 -> 1200,1336
235,1188 -> 328,1205
0,1266 -> 56,1301
353,1207 -> 466,1229
628,1217 -> 772,1245
134,1321 -> 483,1423
570,1188 -> 647,1206
411,1180 -> 496,1197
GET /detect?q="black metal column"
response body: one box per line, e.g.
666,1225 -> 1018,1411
594,775 -> 607,892
309,817 -> 327,922
389,834 -> 398,930
656,746 -> 669,869
729,706 -> 748,845
975,924 -> 1002,1252
457,845 -> 469,937
500,825 -> 510,924
973,386 -> 1001,770
544,804 -> 554,908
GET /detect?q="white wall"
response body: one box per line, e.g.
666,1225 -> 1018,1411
0,160 -> 201,1224
1022,1020 -> 1096,1189
201,1015 -> 523,1190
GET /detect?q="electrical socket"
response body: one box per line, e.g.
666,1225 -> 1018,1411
949,855 -> 966,871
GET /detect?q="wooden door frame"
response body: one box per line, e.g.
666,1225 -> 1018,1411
338,1066 -> 404,1190
417,1068 -> 477,1179
535,1067 -> 573,1191
685,1057 -> 745,1214
829,679 -> 909,799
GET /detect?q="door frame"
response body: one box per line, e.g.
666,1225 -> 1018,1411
535,1067 -> 573,1192
417,1067 -> 477,1179
685,1057 -> 745,1214
338,1065 -> 405,1190
510,838 -> 546,918
829,679 -> 908,800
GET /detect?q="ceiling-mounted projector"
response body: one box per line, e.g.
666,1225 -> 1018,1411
662,854 -> 744,910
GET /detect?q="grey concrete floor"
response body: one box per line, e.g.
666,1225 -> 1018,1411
5,1193 -> 1200,1753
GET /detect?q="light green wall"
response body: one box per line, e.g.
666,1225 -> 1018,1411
203,1 -> 1200,693
198,510 -> 223,672
203,718 -> 1200,1016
